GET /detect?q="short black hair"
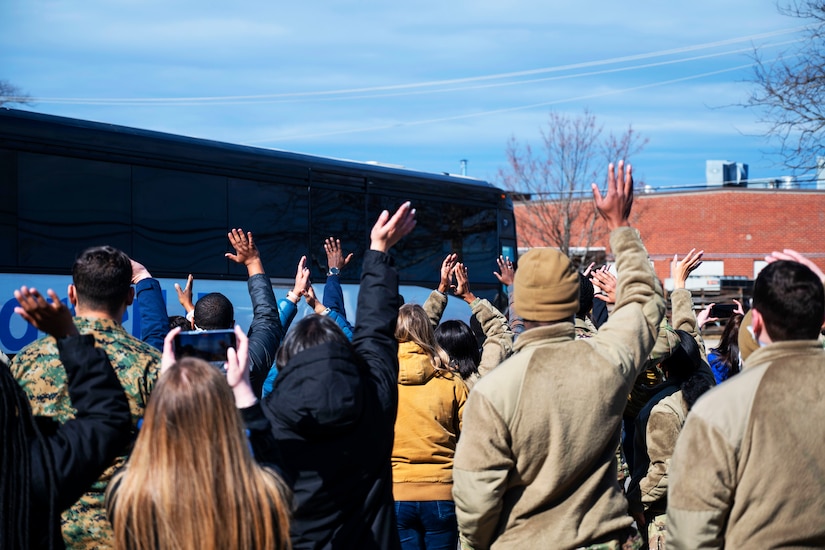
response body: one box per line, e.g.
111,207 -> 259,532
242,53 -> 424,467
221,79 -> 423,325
660,329 -> 703,382
435,320 -> 481,380
193,293 -> 234,330
753,260 -> 824,341
577,273 -> 594,318
680,373 -> 713,411
276,314 -> 351,368
72,246 -> 132,315
168,315 -> 192,331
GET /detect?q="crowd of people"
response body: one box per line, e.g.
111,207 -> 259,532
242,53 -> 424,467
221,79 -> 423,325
2,161 -> 825,550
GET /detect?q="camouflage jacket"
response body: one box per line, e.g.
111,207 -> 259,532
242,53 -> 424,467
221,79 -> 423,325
11,316 -> 161,549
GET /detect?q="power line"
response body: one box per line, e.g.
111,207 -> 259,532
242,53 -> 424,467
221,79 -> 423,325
246,61 -> 763,143
13,25 -> 806,106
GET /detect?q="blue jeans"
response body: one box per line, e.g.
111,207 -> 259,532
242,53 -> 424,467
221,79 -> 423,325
394,500 -> 458,550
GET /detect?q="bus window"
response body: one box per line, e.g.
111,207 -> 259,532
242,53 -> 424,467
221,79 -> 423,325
228,177 -> 310,280
133,166 -> 228,275
367,194 -> 498,289
309,185 -> 366,280
18,153 -> 132,269
0,150 -> 18,266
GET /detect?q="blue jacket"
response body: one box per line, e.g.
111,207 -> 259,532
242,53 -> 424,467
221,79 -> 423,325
134,278 -> 167,351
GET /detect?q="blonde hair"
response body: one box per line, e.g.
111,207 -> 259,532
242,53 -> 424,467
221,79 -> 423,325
107,358 -> 291,550
395,304 -> 454,374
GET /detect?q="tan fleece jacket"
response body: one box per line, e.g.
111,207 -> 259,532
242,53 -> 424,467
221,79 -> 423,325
640,390 -> 687,511
452,226 -> 665,550
667,340 -> 825,549
392,341 -> 468,501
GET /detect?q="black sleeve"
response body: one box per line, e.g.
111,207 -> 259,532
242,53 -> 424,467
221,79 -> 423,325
31,334 -> 132,512
351,250 -> 401,414
592,298 -> 609,329
246,273 -> 284,398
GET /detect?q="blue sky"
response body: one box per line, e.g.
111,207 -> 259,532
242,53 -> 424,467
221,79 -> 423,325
0,0 -> 805,190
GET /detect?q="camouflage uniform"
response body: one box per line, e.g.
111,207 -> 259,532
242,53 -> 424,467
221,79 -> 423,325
12,316 -> 161,550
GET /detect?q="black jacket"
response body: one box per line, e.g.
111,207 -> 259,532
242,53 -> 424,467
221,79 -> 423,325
263,250 -> 402,550
29,335 -> 132,549
247,272 -> 284,398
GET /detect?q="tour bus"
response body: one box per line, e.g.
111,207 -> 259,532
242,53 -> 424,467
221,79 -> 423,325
0,108 -> 518,355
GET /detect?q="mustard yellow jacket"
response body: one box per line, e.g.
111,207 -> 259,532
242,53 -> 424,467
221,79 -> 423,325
392,341 -> 468,501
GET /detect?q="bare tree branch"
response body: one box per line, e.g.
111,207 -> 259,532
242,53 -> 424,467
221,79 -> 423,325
498,110 -> 647,260
0,80 -> 31,107
747,0 -> 825,171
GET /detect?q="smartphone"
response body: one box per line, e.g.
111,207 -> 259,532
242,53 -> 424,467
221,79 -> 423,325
174,329 -> 237,371
710,304 -> 736,318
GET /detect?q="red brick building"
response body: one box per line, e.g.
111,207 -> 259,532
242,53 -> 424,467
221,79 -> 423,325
514,188 -> 825,285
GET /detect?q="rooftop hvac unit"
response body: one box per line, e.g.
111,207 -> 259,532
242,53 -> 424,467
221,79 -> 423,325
706,160 -> 748,187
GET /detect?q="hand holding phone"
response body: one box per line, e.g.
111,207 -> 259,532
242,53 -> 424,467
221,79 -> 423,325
710,304 -> 736,318
173,329 -> 237,372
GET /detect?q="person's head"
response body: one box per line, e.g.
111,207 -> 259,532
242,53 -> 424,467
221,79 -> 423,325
513,248 -> 579,324
168,315 -> 192,331
680,372 -> 713,411
660,329 -> 703,382
435,320 -> 481,380
70,245 -> 133,318
395,304 -> 451,372
577,273 -> 594,319
752,260 -> 825,342
193,293 -> 234,330
712,313 -> 743,377
276,314 -> 351,369
108,357 -> 290,550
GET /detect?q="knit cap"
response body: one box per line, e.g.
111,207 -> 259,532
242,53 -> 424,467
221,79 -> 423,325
514,248 -> 579,322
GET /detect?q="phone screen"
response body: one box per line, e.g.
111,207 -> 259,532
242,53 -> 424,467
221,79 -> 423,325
710,304 -> 736,318
173,329 -> 237,371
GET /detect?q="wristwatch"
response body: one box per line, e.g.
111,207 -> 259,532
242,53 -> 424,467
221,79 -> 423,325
327,267 -> 340,276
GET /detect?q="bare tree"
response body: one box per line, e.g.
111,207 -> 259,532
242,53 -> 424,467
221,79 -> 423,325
498,110 -> 646,262
748,0 -> 825,172
0,80 -> 31,107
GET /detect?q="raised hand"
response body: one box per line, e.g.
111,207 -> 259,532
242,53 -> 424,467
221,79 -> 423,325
14,286 -> 78,339
696,303 -> 718,329
174,274 -> 195,313
291,256 -> 310,301
370,202 -> 417,253
766,249 -> 825,286
225,325 -> 256,408
591,267 -> 617,304
592,160 -> 633,230
453,263 -> 476,303
671,248 -> 704,289
161,327 -> 181,375
325,237 -> 353,272
439,253 -> 458,294
226,229 -> 264,276
494,256 -> 515,286
733,299 -> 745,316
130,259 -> 152,284
304,284 -> 327,314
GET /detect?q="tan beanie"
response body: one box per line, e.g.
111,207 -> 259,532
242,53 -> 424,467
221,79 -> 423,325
738,309 -> 759,362
514,248 -> 579,322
